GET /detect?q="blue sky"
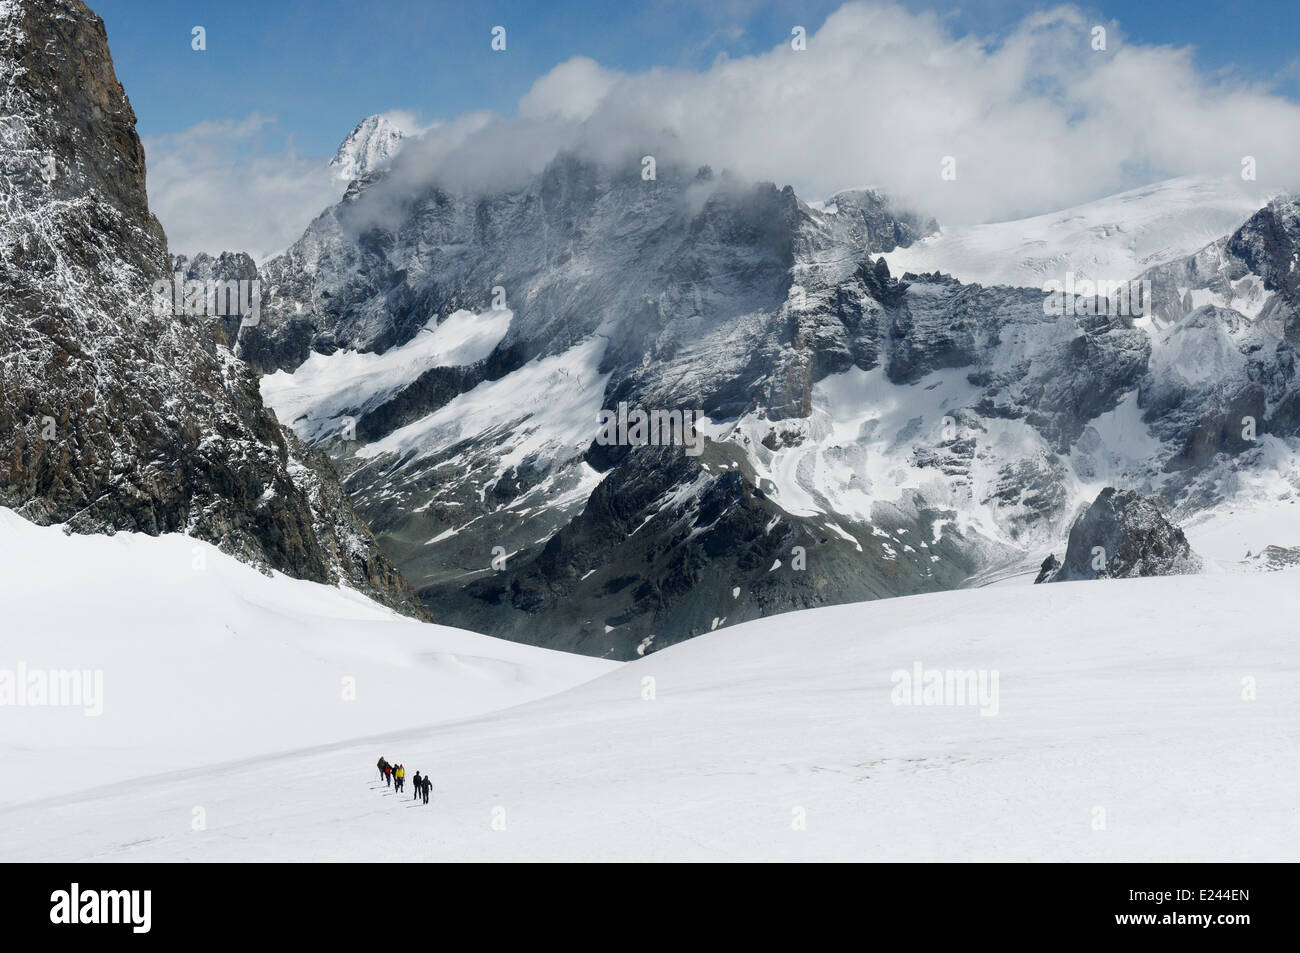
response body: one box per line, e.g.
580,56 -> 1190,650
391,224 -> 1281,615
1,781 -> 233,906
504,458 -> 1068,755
95,0 -> 1300,159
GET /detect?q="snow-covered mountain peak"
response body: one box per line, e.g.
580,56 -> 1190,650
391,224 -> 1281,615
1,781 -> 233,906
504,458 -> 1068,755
329,114 -> 405,182
882,175 -> 1273,289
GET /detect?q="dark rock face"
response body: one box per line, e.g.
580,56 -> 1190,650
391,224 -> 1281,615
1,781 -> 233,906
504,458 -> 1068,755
1137,306 -> 1280,470
416,443 -> 977,658
1041,488 -> 1201,583
887,274 -> 1150,452
0,0 -> 165,253
1224,201 -> 1300,339
1140,203 -> 1300,441
0,0 -> 426,619
983,454 -> 1070,539
1125,201 -> 1300,522
172,251 -> 260,348
820,189 -> 937,254
1033,553 -> 1060,584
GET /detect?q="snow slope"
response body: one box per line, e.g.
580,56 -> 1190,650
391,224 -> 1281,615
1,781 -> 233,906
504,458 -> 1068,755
1183,483 -> 1300,572
354,334 -> 610,473
260,309 -> 513,442
881,176 -> 1269,288
0,509 -> 613,807
4,558 -> 1296,861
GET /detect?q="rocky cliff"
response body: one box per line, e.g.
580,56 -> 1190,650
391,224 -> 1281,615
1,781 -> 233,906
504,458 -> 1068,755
0,0 -> 427,619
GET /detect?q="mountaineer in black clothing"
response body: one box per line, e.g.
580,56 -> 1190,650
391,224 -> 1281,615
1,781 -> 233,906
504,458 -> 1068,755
421,775 -> 431,804
412,771 -> 422,800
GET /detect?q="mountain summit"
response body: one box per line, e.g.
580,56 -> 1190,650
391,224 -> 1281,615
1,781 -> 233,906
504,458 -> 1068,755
329,114 -> 405,183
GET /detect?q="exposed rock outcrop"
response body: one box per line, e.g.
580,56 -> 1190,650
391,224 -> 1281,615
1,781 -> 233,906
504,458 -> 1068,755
1038,488 -> 1201,583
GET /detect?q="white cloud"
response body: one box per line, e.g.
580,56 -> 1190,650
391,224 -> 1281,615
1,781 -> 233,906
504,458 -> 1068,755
377,109 -> 439,138
386,2 -> 1300,224
144,2 -> 1300,258
519,57 -> 621,122
143,113 -> 343,262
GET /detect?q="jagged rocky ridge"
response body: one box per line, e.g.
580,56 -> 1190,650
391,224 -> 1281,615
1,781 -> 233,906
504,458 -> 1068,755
198,137 -> 1300,657
0,0 -> 427,618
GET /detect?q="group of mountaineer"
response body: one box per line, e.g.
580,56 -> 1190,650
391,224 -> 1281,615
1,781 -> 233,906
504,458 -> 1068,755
376,756 -> 432,804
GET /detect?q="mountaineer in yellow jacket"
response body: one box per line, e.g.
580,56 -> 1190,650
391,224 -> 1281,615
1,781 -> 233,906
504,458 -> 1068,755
394,764 -> 406,793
